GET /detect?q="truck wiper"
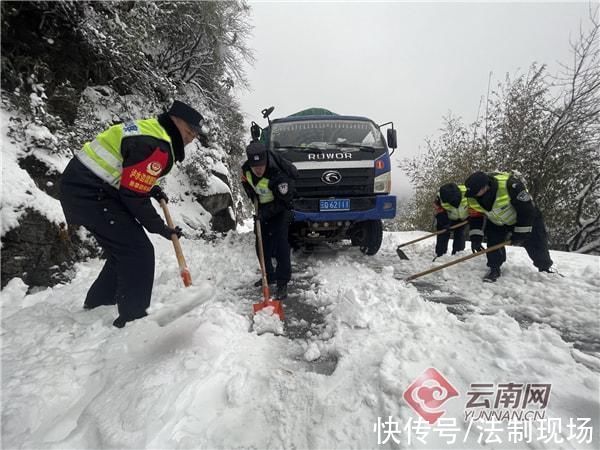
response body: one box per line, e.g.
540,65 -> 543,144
330,143 -> 377,152
274,145 -> 324,153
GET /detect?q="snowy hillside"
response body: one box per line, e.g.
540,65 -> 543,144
2,229 -> 599,449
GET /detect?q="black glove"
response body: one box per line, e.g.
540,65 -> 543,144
471,236 -> 484,253
511,231 -> 530,247
150,185 -> 169,203
161,226 -> 183,240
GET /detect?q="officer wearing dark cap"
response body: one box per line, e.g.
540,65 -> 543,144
433,183 -> 468,258
241,141 -> 295,299
60,100 -> 204,327
464,171 -> 554,282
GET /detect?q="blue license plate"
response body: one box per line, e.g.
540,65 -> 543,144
319,199 -> 350,211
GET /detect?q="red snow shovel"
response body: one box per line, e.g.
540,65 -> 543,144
252,200 -> 284,320
159,199 -> 192,287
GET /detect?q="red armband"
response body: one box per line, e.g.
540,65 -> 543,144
468,208 -> 484,218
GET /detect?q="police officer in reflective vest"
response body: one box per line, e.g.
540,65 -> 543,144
433,183 -> 468,258
60,100 -> 203,327
464,171 -> 554,282
241,142 -> 294,299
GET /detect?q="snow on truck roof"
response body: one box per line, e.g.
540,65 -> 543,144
272,114 -> 374,124
267,107 -> 373,123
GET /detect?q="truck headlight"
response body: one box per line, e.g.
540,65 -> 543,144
374,172 -> 391,193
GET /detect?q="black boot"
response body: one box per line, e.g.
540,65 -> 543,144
483,267 -> 501,282
275,283 -> 288,300
112,311 -> 148,328
112,316 -> 128,328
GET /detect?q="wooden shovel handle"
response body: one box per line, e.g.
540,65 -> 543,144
397,220 -> 468,249
254,199 -> 270,301
160,199 -> 192,287
404,241 -> 511,282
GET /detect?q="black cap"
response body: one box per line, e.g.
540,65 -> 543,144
465,171 -> 490,197
246,141 -> 267,167
439,183 -> 461,208
168,100 -> 203,133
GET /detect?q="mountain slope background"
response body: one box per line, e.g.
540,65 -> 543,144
1,1 -> 253,289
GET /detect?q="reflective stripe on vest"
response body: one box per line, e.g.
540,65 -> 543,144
467,173 -> 518,226
76,118 -> 173,188
440,184 -> 469,220
245,170 -> 274,204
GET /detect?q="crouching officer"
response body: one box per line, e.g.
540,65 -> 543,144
60,100 -> 203,327
464,171 -> 554,282
433,182 -> 468,258
241,142 -> 294,299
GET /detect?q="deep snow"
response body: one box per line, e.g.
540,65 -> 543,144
2,228 -> 599,449
1,103 -> 599,449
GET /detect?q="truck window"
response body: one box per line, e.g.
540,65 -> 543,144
270,120 -> 386,150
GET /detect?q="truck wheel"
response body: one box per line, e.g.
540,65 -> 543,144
359,220 -> 383,255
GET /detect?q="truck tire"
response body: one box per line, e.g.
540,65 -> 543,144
359,220 -> 383,255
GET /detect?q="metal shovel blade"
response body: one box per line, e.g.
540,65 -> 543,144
396,246 -> 410,260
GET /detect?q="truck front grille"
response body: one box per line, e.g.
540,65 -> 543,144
295,168 -> 374,197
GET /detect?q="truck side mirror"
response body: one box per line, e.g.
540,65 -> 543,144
387,128 -> 397,149
261,106 -> 275,119
250,121 -> 261,140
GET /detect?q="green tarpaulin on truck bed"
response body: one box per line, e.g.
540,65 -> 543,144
288,108 -> 337,117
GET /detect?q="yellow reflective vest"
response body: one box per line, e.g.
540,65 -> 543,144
76,119 -> 173,188
467,173 -> 518,226
440,184 -> 469,220
245,170 -> 274,204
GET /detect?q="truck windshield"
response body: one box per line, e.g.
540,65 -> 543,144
269,120 -> 386,151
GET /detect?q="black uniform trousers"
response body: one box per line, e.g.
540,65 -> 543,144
255,211 -> 291,286
85,210 -> 154,320
60,160 -> 154,320
485,208 -> 553,270
435,220 -> 466,256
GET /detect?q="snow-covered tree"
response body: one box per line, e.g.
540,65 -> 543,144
401,11 -> 600,251
567,172 -> 600,254
0,1 -> 254,288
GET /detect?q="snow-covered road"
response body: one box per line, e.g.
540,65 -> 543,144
2,230 -> 599,449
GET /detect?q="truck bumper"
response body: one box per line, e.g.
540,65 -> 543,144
293,195 -> 396,222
